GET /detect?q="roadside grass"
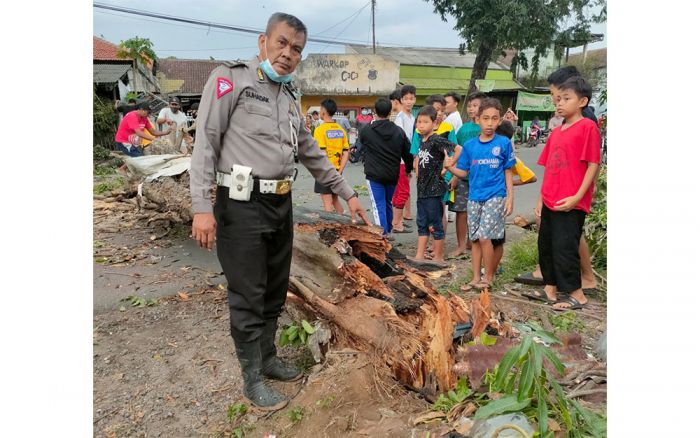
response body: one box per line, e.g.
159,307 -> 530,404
492,231 -> 539,291
446,231 -> 539,294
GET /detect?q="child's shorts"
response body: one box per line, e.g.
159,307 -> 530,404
417,196 -> 445,240
467,197 -> 506,241
448,178 -> 469,213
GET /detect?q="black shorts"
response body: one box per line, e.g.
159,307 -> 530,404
313,180 -> 334,195
492,229 -> 506,247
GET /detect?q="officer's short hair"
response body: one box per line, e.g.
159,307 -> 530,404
320,98 -> 337,117
266,12 -> 307,38
389,89 -> 401,102
311,110 -> 319,116
374,98 -> 391,118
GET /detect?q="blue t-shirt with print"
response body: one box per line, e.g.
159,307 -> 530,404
456,134 -> 516,202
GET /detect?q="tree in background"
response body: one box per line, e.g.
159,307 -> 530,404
426,0 -> 606,93
117,36 -> 157,73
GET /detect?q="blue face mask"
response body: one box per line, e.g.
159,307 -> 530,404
260,41 -> 294,83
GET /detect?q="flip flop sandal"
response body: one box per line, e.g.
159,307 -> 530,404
459,282 -> 480,292
521,290 -> 557,304
476,280 -> 492,290
552,295 -> 588,311
514,272 -> 545,286
392,228 -> 411,234
404,217 -> 414,221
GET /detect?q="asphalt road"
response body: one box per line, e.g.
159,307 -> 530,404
94,141 -> 546,312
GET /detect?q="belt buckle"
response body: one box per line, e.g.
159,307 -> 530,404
275,180 -> 291,195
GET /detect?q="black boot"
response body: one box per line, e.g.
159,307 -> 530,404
261,319 -> 302,381
232,335 -> 288,411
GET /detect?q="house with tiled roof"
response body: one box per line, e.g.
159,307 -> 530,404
93,36 -> 159,100
156,59 -> 227,106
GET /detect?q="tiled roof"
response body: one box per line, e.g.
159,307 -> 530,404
93,36 -> 123,61
346,45 -> 509,70
156,59 -> 226,94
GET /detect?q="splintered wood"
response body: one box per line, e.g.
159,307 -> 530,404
288,207 -> 492,395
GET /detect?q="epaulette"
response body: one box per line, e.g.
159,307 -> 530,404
222,60 -> 248,68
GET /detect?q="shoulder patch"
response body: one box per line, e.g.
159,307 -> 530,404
216,77 -> 233,99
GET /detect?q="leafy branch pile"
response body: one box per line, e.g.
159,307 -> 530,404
431,325 -> 606,437
93,87 -> 118,149
583,165 -> 607,273
279,319 -> 316,348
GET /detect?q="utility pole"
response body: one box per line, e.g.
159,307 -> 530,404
371,0 -> 376,54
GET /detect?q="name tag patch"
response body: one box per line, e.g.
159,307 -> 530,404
216,77 -> 233,99
244,90 -> 270,103
326,129 -> 345,139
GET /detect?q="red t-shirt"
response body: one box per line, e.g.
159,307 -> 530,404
537,118 -> 601,213
115,111 -> 154,144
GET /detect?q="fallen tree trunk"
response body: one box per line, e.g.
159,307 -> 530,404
288,207 -> 487,396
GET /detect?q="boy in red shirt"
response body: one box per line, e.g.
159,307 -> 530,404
536,76 -> 601,310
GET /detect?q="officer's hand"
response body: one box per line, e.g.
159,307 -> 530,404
191,213 -> 217,250
347,197 -> 371,226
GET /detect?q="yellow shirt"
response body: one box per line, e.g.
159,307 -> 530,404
512,157 -> 536,183
313,122 -> 349,170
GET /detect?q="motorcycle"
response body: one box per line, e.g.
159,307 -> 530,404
526,124 -> 542,147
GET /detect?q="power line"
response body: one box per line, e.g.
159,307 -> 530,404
317,3 -> 371,53
94,2 -> 383,46
314,1 -> 371,36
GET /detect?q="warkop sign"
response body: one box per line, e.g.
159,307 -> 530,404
293,54 -> 399,95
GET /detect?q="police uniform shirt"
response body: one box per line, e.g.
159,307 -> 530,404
190,57 -> 355,213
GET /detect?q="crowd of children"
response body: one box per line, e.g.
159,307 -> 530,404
310,66 -> 601,311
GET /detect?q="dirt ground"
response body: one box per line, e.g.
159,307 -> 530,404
93,198 -> 606,437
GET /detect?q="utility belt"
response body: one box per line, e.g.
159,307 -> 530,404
216,165 -> 296,201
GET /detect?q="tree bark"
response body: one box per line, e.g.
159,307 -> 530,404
468,40 -> 496,95
287,207 -> 487,396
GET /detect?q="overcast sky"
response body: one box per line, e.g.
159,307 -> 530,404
93,0 -> 606,61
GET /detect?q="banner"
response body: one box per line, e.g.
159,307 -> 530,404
515,91 -> 556,112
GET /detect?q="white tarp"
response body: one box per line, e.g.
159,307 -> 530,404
122,154 -> 191,182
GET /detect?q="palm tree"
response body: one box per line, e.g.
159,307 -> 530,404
117,36 -> 157,91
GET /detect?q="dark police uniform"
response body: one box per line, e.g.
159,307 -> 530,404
190,56 -> 357,408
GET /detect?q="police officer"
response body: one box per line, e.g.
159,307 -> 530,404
189,12 -> 370,411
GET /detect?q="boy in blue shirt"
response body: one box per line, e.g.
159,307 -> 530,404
445,98 -> 515,289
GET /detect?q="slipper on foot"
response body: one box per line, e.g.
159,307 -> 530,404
392,228 -> 411,234
521,290 -> 557,304
459,282 -> 480,292
514,272 -> 545,286
552,295 -> 587,311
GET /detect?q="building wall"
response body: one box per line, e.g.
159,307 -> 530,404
294,54 -> 399,96
400,65 -> 518,99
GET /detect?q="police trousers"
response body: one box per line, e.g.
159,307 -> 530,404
214,186 -> 293,342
